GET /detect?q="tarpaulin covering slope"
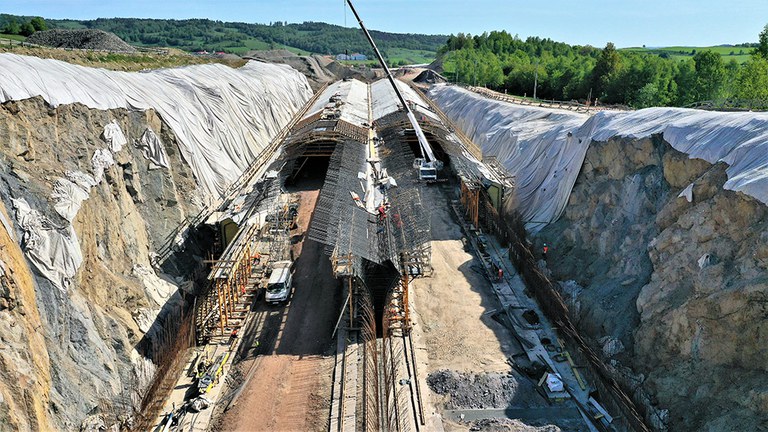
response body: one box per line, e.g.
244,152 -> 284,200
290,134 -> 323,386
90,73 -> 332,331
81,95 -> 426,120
0,53 -> 313,197
429,84 -> 589,230
429,84 -> 768,230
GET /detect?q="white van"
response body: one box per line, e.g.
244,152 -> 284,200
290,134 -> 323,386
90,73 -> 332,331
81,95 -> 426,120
265,261 -> 293,304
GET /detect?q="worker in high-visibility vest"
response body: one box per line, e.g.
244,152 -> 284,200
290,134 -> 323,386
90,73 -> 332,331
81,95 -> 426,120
542,243 -> 549,260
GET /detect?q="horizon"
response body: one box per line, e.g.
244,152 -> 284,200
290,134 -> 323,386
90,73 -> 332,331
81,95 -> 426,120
2,1 -> 766,49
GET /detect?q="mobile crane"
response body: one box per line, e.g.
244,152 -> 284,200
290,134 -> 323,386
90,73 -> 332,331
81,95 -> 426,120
345,0 -> 443,181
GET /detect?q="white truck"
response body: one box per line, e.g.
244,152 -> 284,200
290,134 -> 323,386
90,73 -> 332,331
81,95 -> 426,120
265,260 -> 293,304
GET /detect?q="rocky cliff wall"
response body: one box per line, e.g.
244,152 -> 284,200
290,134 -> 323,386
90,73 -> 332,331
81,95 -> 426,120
0,54 -> 313,197
0,58 -> 311,430
0,97 -> 201,430
429,86 -> 768,430
543,136 -> 768,430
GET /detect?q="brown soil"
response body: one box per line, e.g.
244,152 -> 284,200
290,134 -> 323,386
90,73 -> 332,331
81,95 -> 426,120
215,186 -> 339,431
411,187 -> 519,373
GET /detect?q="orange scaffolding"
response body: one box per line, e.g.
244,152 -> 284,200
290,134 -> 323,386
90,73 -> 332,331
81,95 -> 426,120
196,224 -> 262,344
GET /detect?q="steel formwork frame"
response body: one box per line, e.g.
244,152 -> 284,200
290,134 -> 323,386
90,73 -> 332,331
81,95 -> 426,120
211,243 -> 253,335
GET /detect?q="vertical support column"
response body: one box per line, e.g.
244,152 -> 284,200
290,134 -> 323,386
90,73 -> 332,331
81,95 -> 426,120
218,280 -> 226,337
348,276 -> 354,328
226,278 -> 234,321
402,271 -> 410,333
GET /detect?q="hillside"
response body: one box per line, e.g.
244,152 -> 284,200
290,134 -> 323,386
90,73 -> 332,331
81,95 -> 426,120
621,44 -> 757,64
42,17 -> 446,61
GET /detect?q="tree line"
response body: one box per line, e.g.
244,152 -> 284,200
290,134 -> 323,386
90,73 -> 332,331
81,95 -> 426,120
44,17 -> 446,58
439,26 -> 768,108
1,14 -> 47,36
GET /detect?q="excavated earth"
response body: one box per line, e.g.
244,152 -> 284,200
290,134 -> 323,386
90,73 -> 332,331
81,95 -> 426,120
539,135 -> 768,431
2,49 -> 767,432
429,85 -> 768,431
0,97 -> 203,430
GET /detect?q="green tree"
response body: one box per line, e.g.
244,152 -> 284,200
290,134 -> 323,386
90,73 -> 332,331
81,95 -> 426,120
3,19 -> 21,35
692,50 -> 725,101
30,17 -> 47,32
591,42 -> 621,100
756,24 -> 768,58
19,21 -> 35,37
735,57 -> 768,101
633,83 -> 660,108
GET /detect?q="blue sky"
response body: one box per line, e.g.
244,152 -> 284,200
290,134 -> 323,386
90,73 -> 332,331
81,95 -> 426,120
3,0 -> 767,48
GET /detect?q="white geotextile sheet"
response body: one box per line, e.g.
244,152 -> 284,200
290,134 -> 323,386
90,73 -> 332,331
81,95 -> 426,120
0,53 -> 313,197
303,79 -> 369,127
51,178 -> 90,222
102,119 -> 127,152
11,198 -> 83,290
428,84 -> 768,230
429,85 -> 589,230
585,107 -> 768,205
137,128 -> 170,168
91,148 -> 116,182
371,78 -> 439,122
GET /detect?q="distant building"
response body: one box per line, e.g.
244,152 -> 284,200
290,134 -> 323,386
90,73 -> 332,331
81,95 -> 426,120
336,53 -> 367,61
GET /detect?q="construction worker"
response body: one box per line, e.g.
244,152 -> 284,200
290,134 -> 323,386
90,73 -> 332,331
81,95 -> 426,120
392,213 -> 402,228
542,243 -> 549,260
498,266 -> 503,282
377,204 -> 387,222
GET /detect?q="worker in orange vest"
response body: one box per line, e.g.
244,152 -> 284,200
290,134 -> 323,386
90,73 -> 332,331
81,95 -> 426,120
542,243 -> 549,260
377,204 -> 387,222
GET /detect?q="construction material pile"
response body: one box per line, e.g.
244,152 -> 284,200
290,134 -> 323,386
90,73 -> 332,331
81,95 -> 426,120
426,370 -> 534,410
0,53 -> 313,197
26,29 -> 137,52
413,69 -> 447,84
429,84 -> 768,230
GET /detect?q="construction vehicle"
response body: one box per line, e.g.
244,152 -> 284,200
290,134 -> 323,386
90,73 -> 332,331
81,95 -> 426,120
265,260 -> 293,304
345,0 -> 444,182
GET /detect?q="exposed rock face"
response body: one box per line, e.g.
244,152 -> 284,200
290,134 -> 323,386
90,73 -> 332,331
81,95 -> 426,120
0,54 -> 310,430
540,135 -> 768,431
428,87 -> 768,431
0,97 -> 201,430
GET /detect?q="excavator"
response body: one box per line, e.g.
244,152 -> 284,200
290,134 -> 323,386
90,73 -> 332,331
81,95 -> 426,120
345,0 -> 444,181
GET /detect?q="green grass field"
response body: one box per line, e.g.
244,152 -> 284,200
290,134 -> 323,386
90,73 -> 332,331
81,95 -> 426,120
622,45 -> 753,64
383,48 -> 436,65
0,33 -> 27,42
224,40 -> 311,56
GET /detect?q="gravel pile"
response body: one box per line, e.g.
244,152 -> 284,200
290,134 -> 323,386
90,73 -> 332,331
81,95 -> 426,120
427,369 -> 538,409
468,418 -> 563,432
27,29 -> 136,52
413,69 -> 446,84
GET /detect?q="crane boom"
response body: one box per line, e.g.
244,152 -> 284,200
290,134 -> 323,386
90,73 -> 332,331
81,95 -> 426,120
344,0 -> 438,165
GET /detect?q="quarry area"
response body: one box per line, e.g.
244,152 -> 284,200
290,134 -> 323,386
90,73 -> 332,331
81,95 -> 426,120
0,27 -> 767,432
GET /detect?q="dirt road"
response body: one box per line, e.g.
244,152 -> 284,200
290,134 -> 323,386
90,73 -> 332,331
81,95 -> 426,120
215,187 -> 340,432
